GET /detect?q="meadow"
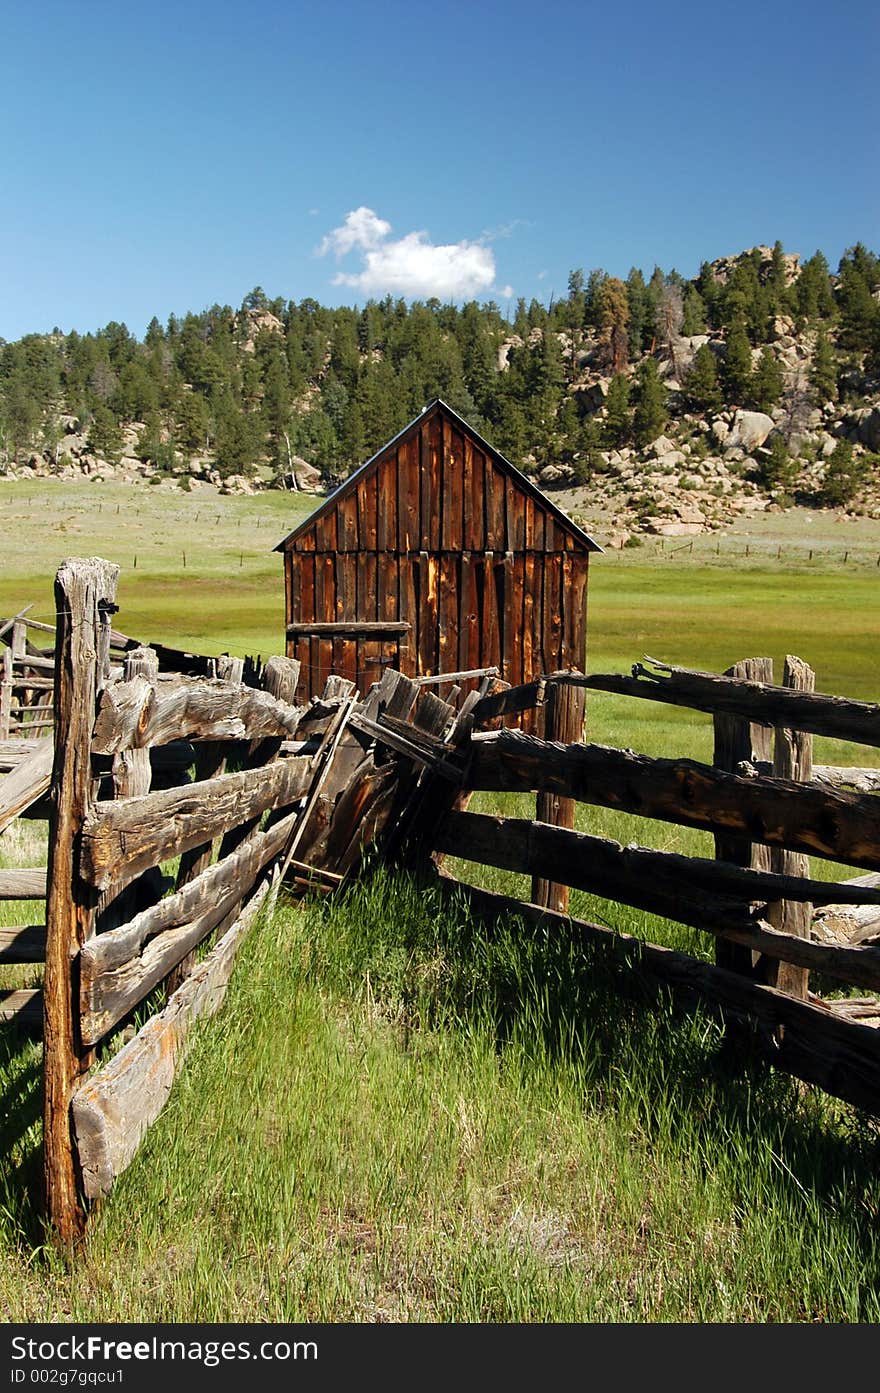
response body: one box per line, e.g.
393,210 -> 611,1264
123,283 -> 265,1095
1,478 -> 879,1321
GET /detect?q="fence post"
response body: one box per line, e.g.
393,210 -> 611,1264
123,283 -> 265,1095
0,646 -> 11,739
762,656 -> 815,998
532,676 -> 586,914
43,558 -> 119,1244
712,657 -> 774,976
263,655 -> 302,706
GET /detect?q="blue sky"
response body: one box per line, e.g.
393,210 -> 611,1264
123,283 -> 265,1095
2,0 -> 877,341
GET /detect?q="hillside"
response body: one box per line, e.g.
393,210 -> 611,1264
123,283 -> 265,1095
1,242 -> 879,545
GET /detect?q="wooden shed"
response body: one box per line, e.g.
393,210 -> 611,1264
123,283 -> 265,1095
275,399 -> 601,706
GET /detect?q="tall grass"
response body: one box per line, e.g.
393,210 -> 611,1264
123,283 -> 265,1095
3,870 -> 878,1322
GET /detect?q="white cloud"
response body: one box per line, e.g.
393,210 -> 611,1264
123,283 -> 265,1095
318,206 -> 392,258
537,269 -> 548,281
317,207 -> 498,300
500,284 -> 514,298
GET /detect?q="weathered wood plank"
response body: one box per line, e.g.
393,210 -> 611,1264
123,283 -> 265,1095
473,556 -> 492,676
378,445 -> 397,552
813,766 -> 880,794
0,924 -> 46,962
0,739 -> 53,833
92,673 -> 304,753
398,435 -> 420,553
72,875 -> 273,1200
765,657 -> 815,997
713,657 -> 774,977
435,876 -> 880,1117
418,553 -> 439,677
581,661 -> 880,748
80,808 -> 299,1043
0,867 -> 47,900
0,646 -> 12,739
544,555 -> 563,672
44,556 -> 119,1244
438,553 -> 459,676
532,679 -> 586,914
80,754 -> 314,893
262,656 -> 301,707
434,813 -> 880,993
465,731 -> 880,871
428,412 -> 442,552
483,456 -> 503,551
471,680 -> 546,724
0,988 -> 42,1028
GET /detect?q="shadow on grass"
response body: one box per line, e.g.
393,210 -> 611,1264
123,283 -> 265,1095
0,1028 -> 45,1247
305,863 -> 880,1308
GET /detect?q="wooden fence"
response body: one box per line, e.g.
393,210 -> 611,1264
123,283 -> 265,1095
0,559 -> 357,1242
412,658 -> 880,1115
4,555 -> 880,1245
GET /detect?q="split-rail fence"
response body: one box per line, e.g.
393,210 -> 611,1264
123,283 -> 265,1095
2,557 -> 880,1246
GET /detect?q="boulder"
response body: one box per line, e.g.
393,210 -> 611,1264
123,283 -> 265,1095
538,464 -> 573,485
286,456 -> 323,491
726,410 -> 775,452
648,520 -> 704,537
846,405 -> 880,452
710,418 -> 730,446
649,435 -> 676,458
655,449 -> 687,469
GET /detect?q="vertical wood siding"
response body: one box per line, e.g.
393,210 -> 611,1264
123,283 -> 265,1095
284,409 -> 590,710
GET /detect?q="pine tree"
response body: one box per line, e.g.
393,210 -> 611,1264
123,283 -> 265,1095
822,439 -> 868,507
625,268 -> 647,357
603,373 -> 631,446
684,344 -> 722,414
681,285 -> 707,336
796,252 -> 835,322
756,434 -> 797,496
750,347 -> 784,412
810,329 -> 837,405
722,318 -> 753,404
596,278 -> 630,372
88,404 -> 124,465
632,358 -> 667,446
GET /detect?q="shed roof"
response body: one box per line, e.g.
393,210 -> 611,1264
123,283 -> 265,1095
273,398 -> 602,553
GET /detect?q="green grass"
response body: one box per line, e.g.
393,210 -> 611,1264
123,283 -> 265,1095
1,480 -> 879,1320
3,871 -> 879,1322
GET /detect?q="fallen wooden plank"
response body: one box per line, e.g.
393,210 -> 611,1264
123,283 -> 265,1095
466,730 -> 880,872
813,766 -> 880,795
0,867 -> 47,900
72,874 -> 273,1200
435,875 -> 880,1117
80,753 -> 314,893
0,924 -> 46,962
0,988 -> 42,1029
814,876 -> 880,946
577,660 -> 880,748
0,739 -> 54,834
92,674 -> 305,754
433,811 -> 880,993
80,807 -> 300,1044
348,712 -> 464,777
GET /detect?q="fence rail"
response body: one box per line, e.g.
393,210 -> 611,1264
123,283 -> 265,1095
3,557 -> 879,1247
